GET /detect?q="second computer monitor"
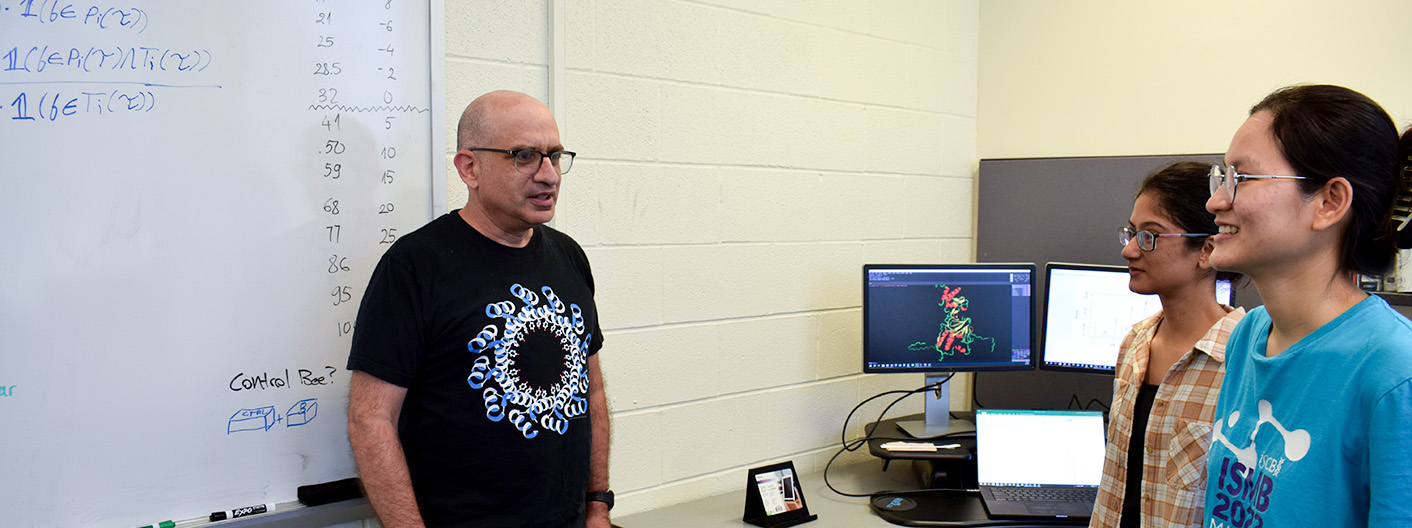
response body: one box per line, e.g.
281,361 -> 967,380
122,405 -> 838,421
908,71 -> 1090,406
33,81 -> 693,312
1039,262 -> 1232,373
863,263 -> 1036,374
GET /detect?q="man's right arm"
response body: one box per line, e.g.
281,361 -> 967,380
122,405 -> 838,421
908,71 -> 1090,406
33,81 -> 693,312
348,370 -> 424,528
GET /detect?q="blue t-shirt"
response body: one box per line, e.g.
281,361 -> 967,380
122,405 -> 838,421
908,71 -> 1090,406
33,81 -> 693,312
1204,295 -> 1412,528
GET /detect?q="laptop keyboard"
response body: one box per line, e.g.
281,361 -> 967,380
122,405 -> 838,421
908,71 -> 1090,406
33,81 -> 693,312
988,486 -> 1097,504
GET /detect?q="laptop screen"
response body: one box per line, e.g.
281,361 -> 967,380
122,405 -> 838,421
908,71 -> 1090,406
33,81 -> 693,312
974,409 -> 1106,487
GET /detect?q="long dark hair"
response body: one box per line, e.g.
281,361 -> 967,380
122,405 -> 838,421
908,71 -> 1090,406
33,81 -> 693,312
1250,84 -> 1404,276
1137,161 -> 1241,283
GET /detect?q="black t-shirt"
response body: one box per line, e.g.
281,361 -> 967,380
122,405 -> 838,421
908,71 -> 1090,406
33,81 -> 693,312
348,212 -> 603,527
1119,383 -> 1160,528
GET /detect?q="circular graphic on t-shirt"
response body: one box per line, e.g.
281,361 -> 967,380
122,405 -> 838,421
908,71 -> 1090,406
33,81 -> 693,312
466,283 -> 593,439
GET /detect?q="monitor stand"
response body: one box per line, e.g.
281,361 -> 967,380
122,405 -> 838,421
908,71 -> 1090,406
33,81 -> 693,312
897,374 -> 975,438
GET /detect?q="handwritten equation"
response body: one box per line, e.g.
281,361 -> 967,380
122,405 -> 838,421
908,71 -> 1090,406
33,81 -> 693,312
227,399 -> 319,434
0,0 -> 203,122
4,1 -> 150,33
6,89 -> 151,119
4,45 -> 211,73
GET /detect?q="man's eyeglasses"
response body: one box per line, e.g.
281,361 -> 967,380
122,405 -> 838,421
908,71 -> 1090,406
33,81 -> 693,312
1118,226 -> 1213,252
1209,164 -> 1307,204
466,147 -> 576,175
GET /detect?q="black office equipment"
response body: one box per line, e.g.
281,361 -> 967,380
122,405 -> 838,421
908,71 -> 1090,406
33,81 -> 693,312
744,461 -> 818,527
973,409 -> 1104,521
863,263 -> 1036,436
1039,262 -> 1234,374
870,489 -> 992,526
298,478 -> 365,507
871,488 -> 1087,527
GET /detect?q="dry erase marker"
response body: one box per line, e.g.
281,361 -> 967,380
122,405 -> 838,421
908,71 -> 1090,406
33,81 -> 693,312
210,502 -> 275,521
138,521 -> 174,528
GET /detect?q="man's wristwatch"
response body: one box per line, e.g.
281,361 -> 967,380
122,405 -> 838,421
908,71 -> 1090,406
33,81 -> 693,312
586,490 -> 614,511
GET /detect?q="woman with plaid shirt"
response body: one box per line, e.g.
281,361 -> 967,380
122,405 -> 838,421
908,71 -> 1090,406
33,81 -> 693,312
1090,161 -> 1245,528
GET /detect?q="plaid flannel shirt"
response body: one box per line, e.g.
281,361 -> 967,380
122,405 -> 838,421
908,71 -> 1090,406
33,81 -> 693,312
1089,306 -> 1244,528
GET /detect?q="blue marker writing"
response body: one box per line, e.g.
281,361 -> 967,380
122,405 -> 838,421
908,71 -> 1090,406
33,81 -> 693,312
209,502 -> 274,521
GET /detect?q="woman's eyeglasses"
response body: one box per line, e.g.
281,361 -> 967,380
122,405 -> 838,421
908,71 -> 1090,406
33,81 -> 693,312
1209,164 -> 1307,204
1118,226 -> 1213,252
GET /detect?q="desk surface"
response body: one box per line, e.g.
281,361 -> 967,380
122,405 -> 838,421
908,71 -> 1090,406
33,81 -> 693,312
615,460 -> 920,527
616,461 -> 1084,528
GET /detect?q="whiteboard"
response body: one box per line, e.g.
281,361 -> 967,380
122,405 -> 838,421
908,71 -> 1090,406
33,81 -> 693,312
0,2 -> 437,526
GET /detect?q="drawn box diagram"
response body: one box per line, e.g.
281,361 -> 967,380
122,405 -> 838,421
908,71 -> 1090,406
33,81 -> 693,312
226,399 -> 322,434
227,406 -> 279,433
286,398 -> 318,427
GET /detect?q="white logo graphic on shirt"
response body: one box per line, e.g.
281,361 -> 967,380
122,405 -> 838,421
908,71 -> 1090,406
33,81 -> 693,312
465,283 -> 593,439
1213,399 -> 1311,470
1207,399 -> 1311,527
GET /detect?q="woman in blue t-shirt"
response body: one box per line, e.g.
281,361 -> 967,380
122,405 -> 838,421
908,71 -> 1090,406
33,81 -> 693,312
1202,84 -> 1412,527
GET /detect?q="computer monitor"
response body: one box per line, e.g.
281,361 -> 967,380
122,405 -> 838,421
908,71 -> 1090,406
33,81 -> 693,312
1039,262 -> 1233,374
863,263 -> 1036,437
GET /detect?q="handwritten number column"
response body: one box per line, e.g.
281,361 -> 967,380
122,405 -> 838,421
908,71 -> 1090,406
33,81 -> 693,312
311,1 -> 352,344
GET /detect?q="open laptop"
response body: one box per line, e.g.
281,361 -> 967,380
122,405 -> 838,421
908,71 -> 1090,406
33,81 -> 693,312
975,409 -> 1106,520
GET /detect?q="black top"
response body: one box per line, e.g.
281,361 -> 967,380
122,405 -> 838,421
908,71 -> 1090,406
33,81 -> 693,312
1119,383 -> 1160,528
348,212 -> 602,527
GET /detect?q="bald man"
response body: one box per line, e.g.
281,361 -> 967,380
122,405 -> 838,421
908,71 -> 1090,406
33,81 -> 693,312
348,91 -> 611,528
